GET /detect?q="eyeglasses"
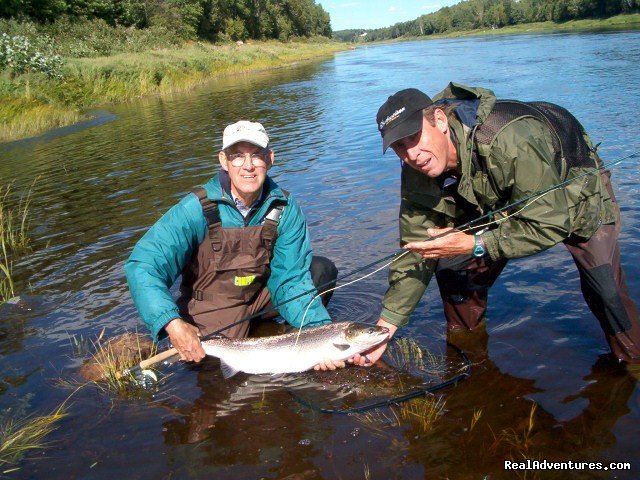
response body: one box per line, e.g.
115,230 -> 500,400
226,151 -> 268,168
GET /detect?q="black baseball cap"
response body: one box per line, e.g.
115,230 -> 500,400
376,88 -> 433,153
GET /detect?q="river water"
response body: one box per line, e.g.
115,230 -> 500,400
1,31 -> 639,479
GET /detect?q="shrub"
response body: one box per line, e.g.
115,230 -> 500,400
0,33 -> 63,79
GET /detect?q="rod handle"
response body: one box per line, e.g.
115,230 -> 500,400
138,347 -> 179,370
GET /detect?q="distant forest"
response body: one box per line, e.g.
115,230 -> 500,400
334,0 -> 640,42
0,0 -> 332,41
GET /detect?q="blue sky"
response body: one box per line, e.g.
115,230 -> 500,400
322,0 -> 461,31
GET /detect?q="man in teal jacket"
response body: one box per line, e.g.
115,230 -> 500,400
125,121 -> 337,362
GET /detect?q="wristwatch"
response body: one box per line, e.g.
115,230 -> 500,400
472,230 -> 487,258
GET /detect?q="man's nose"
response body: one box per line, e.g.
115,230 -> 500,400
404,144 -> 420,161
241,157 -> 256,169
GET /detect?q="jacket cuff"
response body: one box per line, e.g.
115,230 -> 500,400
150,308 -> 181,341
481,230 -> 500,261
380,307 -> 409,327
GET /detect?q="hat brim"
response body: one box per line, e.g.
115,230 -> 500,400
222,137 -> 269,150
382,109 -> 424,153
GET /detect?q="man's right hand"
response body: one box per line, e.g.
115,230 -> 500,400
164,318 -> 206,362
350,318 -> 398,367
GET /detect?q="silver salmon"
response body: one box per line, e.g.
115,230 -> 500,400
201,322 -> 389,379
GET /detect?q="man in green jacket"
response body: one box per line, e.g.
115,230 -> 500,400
355,82 -> 640,366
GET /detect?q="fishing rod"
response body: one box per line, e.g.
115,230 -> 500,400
124,249 -> 406,378
431,152 -> 638,240
124,150 -> 637,378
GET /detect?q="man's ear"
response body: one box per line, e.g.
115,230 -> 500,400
218,151 -> 228,171
267,149 -> 275,169
434,108 -> 448,133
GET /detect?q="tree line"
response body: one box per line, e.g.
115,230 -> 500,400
334,0 -> 639,42
0,0 -> 332,41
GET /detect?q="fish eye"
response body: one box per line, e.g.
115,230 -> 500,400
368,327 -> 375,334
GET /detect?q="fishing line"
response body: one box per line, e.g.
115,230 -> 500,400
195,152 -> 636,341
432,153 -> 635,240
294,151 -> 637,331
130,150 -> 637,378
294,250 -> 412,347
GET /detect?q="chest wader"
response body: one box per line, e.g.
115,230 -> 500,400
437,102 -> 640,363
177,187 -> 287,339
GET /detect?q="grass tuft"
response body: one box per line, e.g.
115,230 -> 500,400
356,394 -> 446,436
74,331 -> 159,396
0,404 -> 67,468
0,179 -> 35,304
490,402 -> 538,459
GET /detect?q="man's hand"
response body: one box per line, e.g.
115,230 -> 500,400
313,359 -> 346,371
164,318 -> 206,362
350,318 -> 397,367
404,227 -> 475,259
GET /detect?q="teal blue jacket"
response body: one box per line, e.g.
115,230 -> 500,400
125,173 -> 331,340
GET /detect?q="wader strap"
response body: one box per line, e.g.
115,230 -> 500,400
192,187 -> 222,252
261,189 -> 288,251
180,286 -> 216,302
262,204 -> 284,250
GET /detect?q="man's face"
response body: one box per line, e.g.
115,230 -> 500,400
390,114 -> 452,178
219,142 -> 273,202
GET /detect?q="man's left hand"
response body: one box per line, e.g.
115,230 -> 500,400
404,227 -> 475,259
314,359 -> 346,371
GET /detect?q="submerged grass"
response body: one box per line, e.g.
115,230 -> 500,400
489,402 -> 539,461
0,403 -> 67,470
1,39 -> 347,143
356,394 -> 446,436
0,180 -> 35,304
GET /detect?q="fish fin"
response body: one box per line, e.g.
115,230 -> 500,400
332,343 -> 351,351
220,360 -> 240,379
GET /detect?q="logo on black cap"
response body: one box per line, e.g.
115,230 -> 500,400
376,88 -> 433,153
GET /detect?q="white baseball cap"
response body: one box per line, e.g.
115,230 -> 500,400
222,121 -> 269,150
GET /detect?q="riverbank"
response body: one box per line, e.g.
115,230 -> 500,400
353,13 -> 640,44
439,12 -> 640,39
0,40 -> 347,143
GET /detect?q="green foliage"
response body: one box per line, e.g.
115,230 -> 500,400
0,33 -> 63,78
0,0 -> 333,42
333,0 -> 640,42
0,17 -> 184,58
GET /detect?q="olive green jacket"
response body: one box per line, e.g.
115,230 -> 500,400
380,82 -> 616,327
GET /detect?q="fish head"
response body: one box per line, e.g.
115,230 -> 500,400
342,322 -> 390,350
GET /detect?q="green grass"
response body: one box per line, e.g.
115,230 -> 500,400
356,395 -> 446,436
0,180 -> 34,304
0,39 -> 347,143
72,331 -> 161,397
0,404 -> 67,470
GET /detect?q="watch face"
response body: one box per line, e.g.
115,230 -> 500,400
473,235 -> 485,257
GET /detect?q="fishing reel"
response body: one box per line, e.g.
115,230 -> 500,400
124,366 -> 160,389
